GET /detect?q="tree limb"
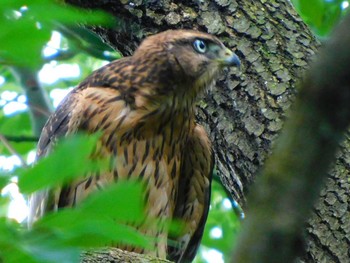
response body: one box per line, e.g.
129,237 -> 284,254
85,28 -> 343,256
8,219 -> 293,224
231,13 -> 350,263
43,49 -> 77,62
81,248 -> 173,263
10,67 -> 52,136
1,134 -> 39,142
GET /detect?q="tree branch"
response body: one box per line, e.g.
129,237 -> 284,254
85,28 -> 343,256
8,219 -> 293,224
1,134 -> 39,142
10,67 -> 52,136
81,248 -> 173,263
0,134 -> 28,167
231,13 -> 350,263
43,49 -> 77,62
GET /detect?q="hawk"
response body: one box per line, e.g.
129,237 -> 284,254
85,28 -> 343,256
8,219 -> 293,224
28,30 -> 240,262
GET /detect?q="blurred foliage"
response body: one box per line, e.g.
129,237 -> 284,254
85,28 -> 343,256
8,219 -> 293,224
18,134 -> 103,193
0,134 -> 149,262
292,0 -> 349,37
0,0 -> 115,68
194,180 -> 241,263
0,111 -> 35,155
56,26 -> 121,62
3,0 -> 347,262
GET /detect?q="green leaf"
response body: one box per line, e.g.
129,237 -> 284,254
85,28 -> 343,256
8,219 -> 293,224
0,111 -> 36,155
0,0 -> 115,68
0,18 -> 51,68
79,180 -> 145,222
1,247 -> 42,263
36,213 -> 148,248
18,133 -> 105,193
0,183 -> 149,262
292,0 -> 343,37
0,219 -> 31,263
22,242 -> 80,263
199,180 -> 241,261
0,110 -> 31,136
0,218 -> 75,263
32,182 -> 150,249
0,173 -> 11,190
292,0 -> 324,27
26,0 -> 114,26
0,196 -> 10,218
0,68 -> 20,92
59,26 -> 121,61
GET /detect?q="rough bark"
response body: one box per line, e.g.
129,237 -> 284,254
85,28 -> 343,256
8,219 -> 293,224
232,13 -> 350,262
81,248 -> 171,263
57,0 -> 349,262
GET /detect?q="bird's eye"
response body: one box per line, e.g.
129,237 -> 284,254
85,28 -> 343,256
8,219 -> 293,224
193,39 -> 207,54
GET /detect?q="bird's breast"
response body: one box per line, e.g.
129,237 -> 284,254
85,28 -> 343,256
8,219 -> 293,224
97,115 -> 192,206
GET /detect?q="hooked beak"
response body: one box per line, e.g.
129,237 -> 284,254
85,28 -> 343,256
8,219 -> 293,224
218,48 -> 241,68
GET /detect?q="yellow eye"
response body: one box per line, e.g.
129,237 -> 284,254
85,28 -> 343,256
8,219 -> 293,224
193,39 -> 207,54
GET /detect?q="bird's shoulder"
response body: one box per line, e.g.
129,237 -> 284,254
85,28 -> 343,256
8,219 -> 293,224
37,57 -> 137,158
78,57 -> 135,91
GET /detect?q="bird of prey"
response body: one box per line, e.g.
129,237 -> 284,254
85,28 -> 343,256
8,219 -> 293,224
28,29 -> 240,262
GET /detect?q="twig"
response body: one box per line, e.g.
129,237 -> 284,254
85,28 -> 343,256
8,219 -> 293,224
43,49 -> 77,62
26,103 -> 52,118
1,134 -> 39,143
0,134 -> 28,168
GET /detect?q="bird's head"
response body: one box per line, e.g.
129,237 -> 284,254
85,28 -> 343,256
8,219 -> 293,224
133,30 -> 240,99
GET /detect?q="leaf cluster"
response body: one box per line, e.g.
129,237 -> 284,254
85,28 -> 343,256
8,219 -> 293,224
0,134 -> 149,263
196,181 -> 241,263
292,0 -> 348,37
0,0 -> 114,68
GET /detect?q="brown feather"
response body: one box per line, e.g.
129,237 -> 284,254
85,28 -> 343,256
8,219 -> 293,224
29,29 -> 240,262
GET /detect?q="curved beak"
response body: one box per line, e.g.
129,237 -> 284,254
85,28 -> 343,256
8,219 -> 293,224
219,48 -> 241,68
225,53 -> 240,67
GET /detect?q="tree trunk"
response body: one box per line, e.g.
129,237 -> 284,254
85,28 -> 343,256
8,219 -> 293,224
63,0 -> 350,262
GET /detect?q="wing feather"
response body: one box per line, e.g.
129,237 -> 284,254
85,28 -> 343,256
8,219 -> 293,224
28,57 -> 133,226
168,124 -> 214,262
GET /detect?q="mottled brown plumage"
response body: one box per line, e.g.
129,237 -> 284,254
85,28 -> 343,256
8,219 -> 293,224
29,30 -> 240,262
